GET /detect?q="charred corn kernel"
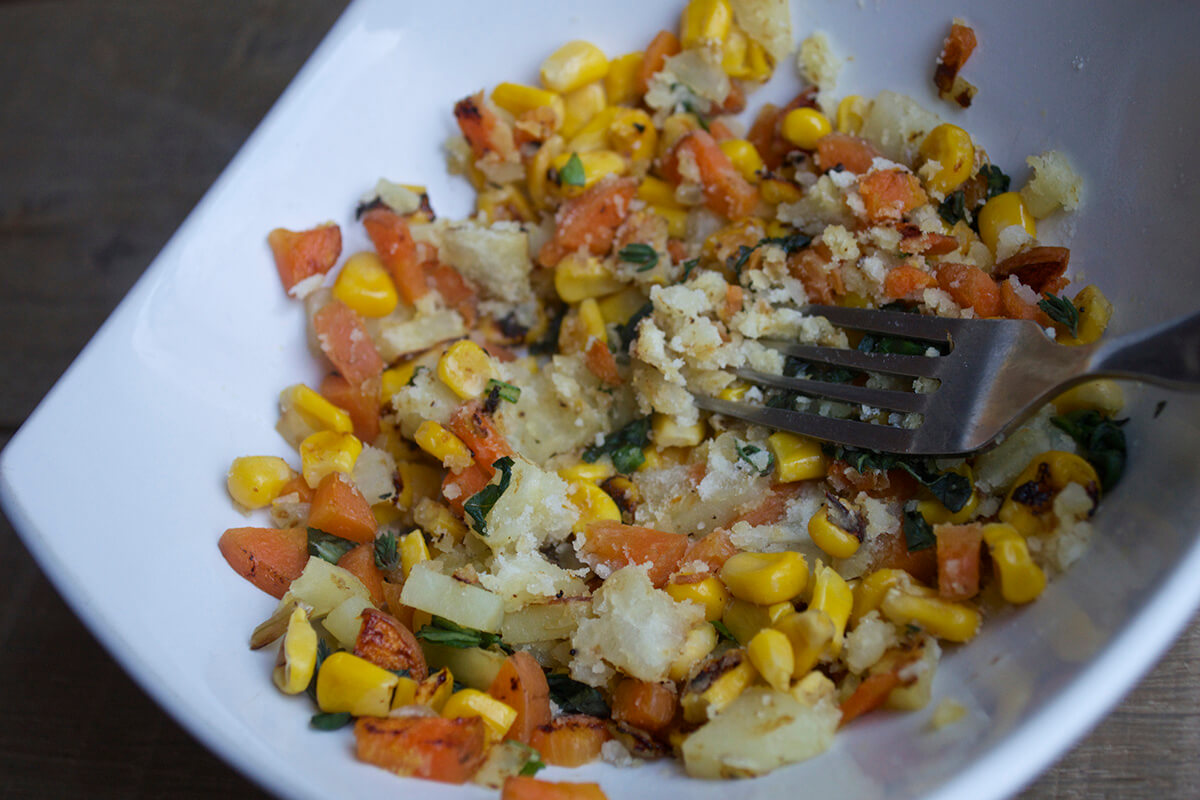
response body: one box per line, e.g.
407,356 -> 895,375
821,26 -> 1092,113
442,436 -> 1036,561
597,286 -> 649,326
299,430 -> 362,488
881,590 -> 981,643
807,506 -> 862,559
555,252 -> 625,302
977,191 -> 1037,253
332,251 -> 399,317
541,40 -> 609,94
561,82 -> 607,139
527,134 -> 563,210
652,413 -> 706,448
654,205 -> 689,238
1058,285 -> 1113,346
491,82 -> 565,129
558,461 -> 614,482
809,563 -> 852,655
437,340 -> 499,399
400,530 -> 430,578
680,0 -> 732,49
667,576 -> 731,622
773,609 -> 835,678
567,480 -> 622,533
720,551 -> 808,606
566,106 -> 619,153
1053,379 -> 1124,415
390,675 -> 420,709
768,432 -> 826,483
316,651 -> 399,716
414,667 -> 454,712
551,149 -> 628,197
283,384 -> 354,435
442,689 -> 518,741
781,107 -> 832,150
669,623 -> 719,681
1000,451 -> 1100,537
227,456 -> 294,509
718,139 -> 764,184
609,108 -> 658,164
271,606 -> 317,694
577,297 -> 607,343
414,421 -> 472,471
637,176 -> 683,209
760,177 -> 803,205
851,568 -> 933,623
836,95 -> 868,134
394,460 -> 442,511
746,629 -> 794,691
918,124 -> 976,196
982,523 -> 1047,604
658,113 -> 702,157
605,52 -> 644,105
916,464 -> 978,525
721,598 -> 772,644
681,651 -> 756,722
791,670 -> 836,706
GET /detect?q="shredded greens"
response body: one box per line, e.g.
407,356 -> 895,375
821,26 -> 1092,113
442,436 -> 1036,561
463,456 -> 515,535
1039,292 -> 1080,337
546,672 -> 611,717
415,616 -> 511,652
583,416 -> 652,474
1052,409 -> 1127,491
618,243 -> 659,272
308,528 -> 357,565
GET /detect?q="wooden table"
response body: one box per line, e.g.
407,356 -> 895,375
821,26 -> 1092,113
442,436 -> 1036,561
1,2 -> 1196,797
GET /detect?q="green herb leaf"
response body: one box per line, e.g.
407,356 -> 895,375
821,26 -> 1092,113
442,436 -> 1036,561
938,190 -> 967,225
903,508 -> 936,552
918,469 -> 974,513
618,243 -> 659,273
463,456 -> 515,536
415,616 -> 511,652
857,333 -> 930,357
511,742 -> 547,776
1038,292 -> 1080,338
310,711 -> 352,731
560,153 -> 586,187
545,673 -> 611,717
735,441 -> 775,477
485,378 -> 521,403
680,258 -> 699,281
711,620 -> 736,642
374,532 -> 399,570
583,416 -> 652,472
407,365 -> 428,386
727,233 -> 813,280
830,447 -> 973,513
978,164 -> 1011,199
1051,409 -> 1128,491
615,302 -> 653,353
306,638 -> 333,702
784,354 -> 855,384
308,528 -> 357,565
610,443 -> 646,474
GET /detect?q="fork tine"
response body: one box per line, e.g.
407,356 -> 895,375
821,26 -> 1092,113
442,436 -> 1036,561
758,340 -> 944,379
734,368 -> 933,413
802,304 -> 964,342
694,395 -> 919,452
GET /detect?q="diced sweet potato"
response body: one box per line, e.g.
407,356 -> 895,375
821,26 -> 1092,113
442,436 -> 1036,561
312,300 -> 385,385
267,224 -> 341,294
362,207 -> 427,304
683,529 -> 738,572
319,374 -> 380,444
992,246 -> 1070,295
884,264 -> 937,300
502,777 -> 608,800
309,473 -> 378,543
538,178 -> 638,267
448,401 -> 514,475
933,262 -> 1000,318
638,30 -> 681,94
584,338 -> 623,386
528,715 -> 610,767
487,651 -> 551,744
816,132 -> 880,175
674,130 -> 758,220
355,716 -> 487,783
611,678 -> 677,734
858,170 -> 928,223
935,523 -> 983,601
580,521 -> 688,588
218,527 -> 307,599
354,607 -> 428,679
336,542 -> 385,606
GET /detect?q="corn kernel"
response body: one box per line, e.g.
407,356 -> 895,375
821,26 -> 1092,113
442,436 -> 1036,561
272,606 -> 317,695
773,609 -> 834,678
809,563 -> 852,655
380,361 -> 418,400
390,675 -> 420,709
1057,285 -> 1113,346
528,133 -> 564,210
721,598 -> 772,645
605,52 -> 645,105
551,150 -> 628,197
764,220 -> 792,239
653,205 -> 689,238
476,184 -> 535,225
442,688 -> 518,741
597,286 -> 650,327
608,108 -> 658,164
807,506 -> 862,560
1000,450 -> 1100,537
681,650 -> 756,722
413,420 -> 472,471
780,107 -> 832,150
680,0 -> 733,49
669,623 -> 719,682
791,670 -> 836,706
566,106 -> 619,153
577,297 -> 607,344
718,381 -> 749,401
372,501 -> 403,527
918,124 -> 975,196
760,177 -> 803,205
721,27 -> 752,78
332,251 -> 399,318
541,40 -> 609,94
637,176 -> 684,209
282,383 -> 354,435
744,38 -> 773,81
718,139 -> 764,184
227,455 -> 294,509
652,413 -> 706,448
400,530 -> 430,578
491,82 -> 565,129
720,551 -> 808,606
836,95 -> 868,134
982,523 -> 1047,604
657,113 -> 701,157
916,464 -> 978,525
561,81 -> 607,139
394,460 -> 442,512
851,568 -> 932,623
414,667 -> 454,712
558,461 -> 614,482
555,252 -> 625,302
765,601 -> 794,624
746,628 -> 794,691
299,430 -> 362,488
880,589 -> 981,643
567,480 -> 622,533
977,191 -> 1036,254
767,432 -> 826,483
316,651 -> 399,716
1053,379 -> 1124,415
667,576 -> 731,621
437,340 -> 499,399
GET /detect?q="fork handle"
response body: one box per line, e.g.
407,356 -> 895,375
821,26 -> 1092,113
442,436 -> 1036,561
1089,309 -> 1200,389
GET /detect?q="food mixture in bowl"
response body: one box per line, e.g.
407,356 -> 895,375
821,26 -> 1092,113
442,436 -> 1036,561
218,1 -> 1127,793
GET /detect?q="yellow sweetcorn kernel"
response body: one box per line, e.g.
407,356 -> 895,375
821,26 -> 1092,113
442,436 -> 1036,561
780,107 -> 832,150
720,27 -> 752,78
657,113 -> 702,157
746,628 -> 794,691
414,420 -> 474,471
567,480 -> 622,534
765,601 -> 794,624
1053,379 -> 1124,416
605,52 -> 645,105
372,501 -> 404,527
390,675 -> 420,709
1057,285 -> 1113,346
566,106 -> 619,153
721,598 -> 772,645
982,523 -> 1047,604
609,110 -> 659,165
414,667 -> 455,712
807,504 -> 862,560
669,622 -> 719,682
637,176 -> 684,209
555,252 -> 626,302
491,82 -> 565,129
299,430 -> 362,488
282,383 -> 354,435
227,456 -> 294,510
773,609 -> 835,678
999,451 -> 1100,537
476,184 -> 536,225
654,205 -> 689,238
316,651 -> 400,716
916,464 -> 979,526
400,530 -> 430,578
880,589 -> 981,643
597,287 -> 649,328
808,563 -> 852,655
380,363 -> 414,402
836,95 -> 868,134
718,381 -> 749,401
680,0 -> 733,49
767,432 -> 826,483
527,134 -> 564,210
764,219 -> 792,239
551,150 -> 628,197
437,340 -> 499,399
332,251 -> 399,318
561,81 -> 607,139
720,551 -> 809,606
718,139 -> 764,184
851,568 -> 933,623
271,606 -> 317,695
666,575 -> 731,622
918,124 -> 975,196
680,649 -> 757,723
791,670 -> 837,707
541,40 -> 610,94
744,37 -> 773,81
977,191 -> 1036,253
558,461 -> 614,483
652,413 -> 706,448
442,689 -> 518,742
577,297 -> 607,343
759,177 -> 803,205
394,461 -> 442,512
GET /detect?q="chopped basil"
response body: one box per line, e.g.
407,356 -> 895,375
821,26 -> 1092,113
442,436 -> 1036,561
310,711 -> 352,731
735,441 -> 775,477
610,443 -> 646,474
1051,409 -> 1128,491
618,243 -> 659,272
680,258 -> 699,281
485,378 -> 521,403
711,619 -> 736,642
978,164 -> 1011,199
829,447 -> 973,513
784,354 -> 856,384
1038,292 -> 1080,338
463,456 -> 515,536
615,302 -> 653,353
938,190 -> 967,225
308,528 -> 357,565
728,232 -> 813,279
546,672 -> 611,717
515,743 -> 546,776
560,152 -> 586,187
857,333 -> 930,357
903,508 -> 936,552
374,532 -> 399,570
583,416 -> 652,473
415,616 -> 510,652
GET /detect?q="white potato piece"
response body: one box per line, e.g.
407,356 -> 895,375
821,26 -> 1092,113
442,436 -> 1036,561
323,595 -> 375,649
423,643 -> 507,690
286,557 -> 373,619
501,598 -> 591,644
859,90 -> 942,166
400,562 -> 505,633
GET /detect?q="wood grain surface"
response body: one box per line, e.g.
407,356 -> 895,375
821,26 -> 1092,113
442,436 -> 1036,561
0,2 -> 1196,798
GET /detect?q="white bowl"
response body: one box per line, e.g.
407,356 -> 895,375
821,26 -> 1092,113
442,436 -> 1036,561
3,1 -> 1199,798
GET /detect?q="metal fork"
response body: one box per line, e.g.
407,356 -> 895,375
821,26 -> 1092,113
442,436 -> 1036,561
693,305 -> 1200,456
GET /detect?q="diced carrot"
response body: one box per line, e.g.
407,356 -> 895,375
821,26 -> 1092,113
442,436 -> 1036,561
816,132 -> 880,175
639,30 -> 681,94
537,177 -> 638,268
487,651 -> 551,744
443,463 -> 491,516
727,482 -> 805,529
319,373 -> 381,444
309,473 -> 378,543
355,716 -> 487,784
683,529 -> 738,572
528,716 -> 610,767
934,262 -> 1001,318
993,246 -> 1070,295
707,119 -> 735,141
278,475 -> 315,503
838,672 -> 902,727
674,130 -> 758,220
858,169 -> 928,223
998,276 -> 1053,325
826,459 -> 920,502
218,527 -> 308,599
715,80 -> 746,114
867,528 -> 937,586
267,224 -> 341,294
935,523 -> 983,601
380,580 -> 414,627
454,91 -> 507,160
584,338 -> 623,386
502,776 -> 608,800
362,207 -> 428,305
580,521 -> 689,588
746,103 -> 781,169
448,401 -> 514,475
666,239 -> 688,263
354,607 -> 428,679
611,678 -> 677,734
883,264 -> 937,300
897,225 -> 960,257
427,261 -> 479,327
719,283 -> 744,322
788,243 -> 844,304
312,300 -> 385,385
336,542 -> 385,606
